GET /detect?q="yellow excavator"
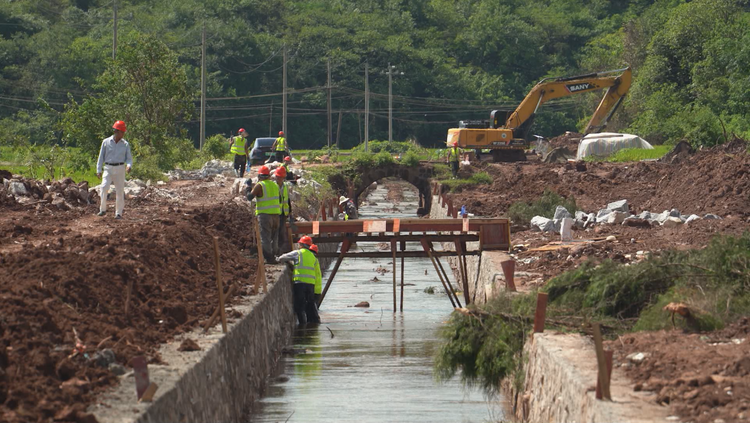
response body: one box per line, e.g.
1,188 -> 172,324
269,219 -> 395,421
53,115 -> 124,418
446,67 -> 632,161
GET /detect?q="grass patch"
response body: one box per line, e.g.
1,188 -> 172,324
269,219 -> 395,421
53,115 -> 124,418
507,189 -> 577,225
583,145 -> 671,162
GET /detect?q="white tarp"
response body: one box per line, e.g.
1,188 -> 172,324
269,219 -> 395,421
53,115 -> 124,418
576,132 -> 653,160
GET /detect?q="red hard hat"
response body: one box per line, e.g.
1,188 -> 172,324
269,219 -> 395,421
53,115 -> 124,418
310,244 -> 318,253
113,120 -> 127,133
278,131 -> 284,136
274,166 -> 287,177
258,166 -> 270,176
283,156 -> 292,162
238,128 -> 246,133
298,236 -> 313,246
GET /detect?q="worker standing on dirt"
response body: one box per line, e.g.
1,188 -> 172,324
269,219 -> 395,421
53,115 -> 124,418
96,120 -> 133,219
338,196 -> 358,220
446,142 -> 463,179
271,130 -> 288,163
229,128 -> 250,177
274,166 -> 293,253
305,244 -> 322,324
277,236 -> 318,326
245,165 -> 280,263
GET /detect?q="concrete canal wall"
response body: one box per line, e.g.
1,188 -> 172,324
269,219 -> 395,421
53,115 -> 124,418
91,245 -> 337,423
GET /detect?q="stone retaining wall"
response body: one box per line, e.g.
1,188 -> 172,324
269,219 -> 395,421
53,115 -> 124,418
91,245 -> 337,423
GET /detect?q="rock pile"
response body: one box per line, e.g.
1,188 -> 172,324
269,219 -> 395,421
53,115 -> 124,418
530,199 -> 722,233
1,174 -> 97,209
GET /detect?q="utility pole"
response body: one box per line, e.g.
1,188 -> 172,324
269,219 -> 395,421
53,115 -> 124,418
336,109 -> 343,148
282,45 -> 287,138
385,63 -> 403,142
112,0 -> 117,59
364,63 -> 369,152
199,22 -> 206,150
327,59 -> 332,149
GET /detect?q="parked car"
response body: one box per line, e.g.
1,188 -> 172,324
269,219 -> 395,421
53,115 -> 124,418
249,137 -> 276,165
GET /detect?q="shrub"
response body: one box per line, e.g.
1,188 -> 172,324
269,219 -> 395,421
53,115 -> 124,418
507,189 -> 577,224
203,134 -> 229,160
373,150 -> 394,167
401,150 -> 420,167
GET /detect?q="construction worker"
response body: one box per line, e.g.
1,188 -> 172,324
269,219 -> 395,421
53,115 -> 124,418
96,120 -> 133,219
229,128 -> 250,177
245,166 -> 280,263
274,166 -> 293,253
338,195 -> 358,220
282,156 -> 295,182
446,141 -> 463,179
271,130 -> 287,163
305,244 -> 322,324
277,236 -> 318,326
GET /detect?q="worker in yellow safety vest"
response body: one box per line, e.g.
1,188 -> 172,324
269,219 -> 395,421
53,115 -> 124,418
245,165 -> 280,263
271,130 -> 288,163
274,166 -> 293,253
229,128 -> 250,177
446,141 -> 463,179
305,244 -> 322,324
277,236 -> 319,326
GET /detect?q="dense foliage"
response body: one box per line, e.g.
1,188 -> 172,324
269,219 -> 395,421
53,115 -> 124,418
2,0 -> 749,168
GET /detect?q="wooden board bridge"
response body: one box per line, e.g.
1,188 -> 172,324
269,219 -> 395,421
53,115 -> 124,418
290,218 -> 510,311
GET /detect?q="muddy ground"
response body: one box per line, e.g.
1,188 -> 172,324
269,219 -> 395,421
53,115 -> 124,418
0,177 -> 259,423
446,138 -> 750,423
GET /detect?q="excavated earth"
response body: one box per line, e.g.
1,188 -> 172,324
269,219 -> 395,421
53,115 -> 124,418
446,137 -> 750,423
0,177 -> 259,423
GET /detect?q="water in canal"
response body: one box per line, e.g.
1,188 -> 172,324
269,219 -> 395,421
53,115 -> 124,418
248,180 -> 505,423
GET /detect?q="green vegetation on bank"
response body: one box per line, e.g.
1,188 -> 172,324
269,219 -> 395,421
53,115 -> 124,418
583,145 -> 672,162
435,232 -> 750,394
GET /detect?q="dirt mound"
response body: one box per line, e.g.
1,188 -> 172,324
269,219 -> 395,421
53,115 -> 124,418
547,132 -> 582,150
607,318 -> 750,423
542,147 -> 575,164
660,141 -> 695,164
452,137 -> 750,219
0,174 -> 99,211
0,202 -> 258,423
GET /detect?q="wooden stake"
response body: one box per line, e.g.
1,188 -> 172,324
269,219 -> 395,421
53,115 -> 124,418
592,323 -> 612,400
212,237 -> 228,334
400,240 -> 405,312
253,219 -> 267,294
203,283 -> 237,332
318,239 -> 351,306
533,292 -> 548,333
454,240 -> 470,305
596,350 -> 614,400
391,239 -> 397,313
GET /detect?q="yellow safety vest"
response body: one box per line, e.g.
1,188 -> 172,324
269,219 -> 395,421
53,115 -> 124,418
293,248 -> 318,285
314,257 -> 322,294
231,136 -> 247,155
279,182 -> 290,216
254,179 -> 281,215
275,136 -> 286,151
449,147 -> 461,162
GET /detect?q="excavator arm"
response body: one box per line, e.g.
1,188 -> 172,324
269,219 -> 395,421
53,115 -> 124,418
504,67 -> 632,137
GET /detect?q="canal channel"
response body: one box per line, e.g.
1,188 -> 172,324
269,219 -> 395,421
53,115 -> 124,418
247,179 -> 506,423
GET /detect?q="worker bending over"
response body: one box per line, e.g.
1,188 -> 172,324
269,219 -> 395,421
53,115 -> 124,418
338,196 -> 358,220
246,166 -> 280,263
277,236 -> 319,326
305,244 -> 322,324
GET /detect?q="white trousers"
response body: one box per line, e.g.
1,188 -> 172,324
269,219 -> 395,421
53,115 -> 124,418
100,164 -> 126,215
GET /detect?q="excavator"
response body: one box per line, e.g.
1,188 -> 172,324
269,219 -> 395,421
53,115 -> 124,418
446,67 -> 632,161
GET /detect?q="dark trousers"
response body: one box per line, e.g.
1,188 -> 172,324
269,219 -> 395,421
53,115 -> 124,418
275,151 -> 287,163
278,215 -> 291,253
305,294 -> 321,324
233,154 -> 247,177
293,283 -> 315,326
450,161 -> 459,178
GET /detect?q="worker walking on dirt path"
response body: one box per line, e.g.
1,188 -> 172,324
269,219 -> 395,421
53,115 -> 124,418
338,196 -> 358,221
229,128 -> 250,177
277,236 -> 319,326
275,166 -> 293,253
305,244 -> 322,324
245,165 -> 280,263
271,130 -> 288,163
446,141 -> 463,179
96,120 -> 133,219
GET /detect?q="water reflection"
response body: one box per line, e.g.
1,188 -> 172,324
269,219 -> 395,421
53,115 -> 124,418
247,180 -> 503,423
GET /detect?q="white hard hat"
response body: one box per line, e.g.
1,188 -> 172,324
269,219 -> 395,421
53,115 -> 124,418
339,195 -> 349,205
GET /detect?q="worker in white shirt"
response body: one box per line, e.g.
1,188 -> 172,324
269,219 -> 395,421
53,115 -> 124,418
96,120 -> 133,219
